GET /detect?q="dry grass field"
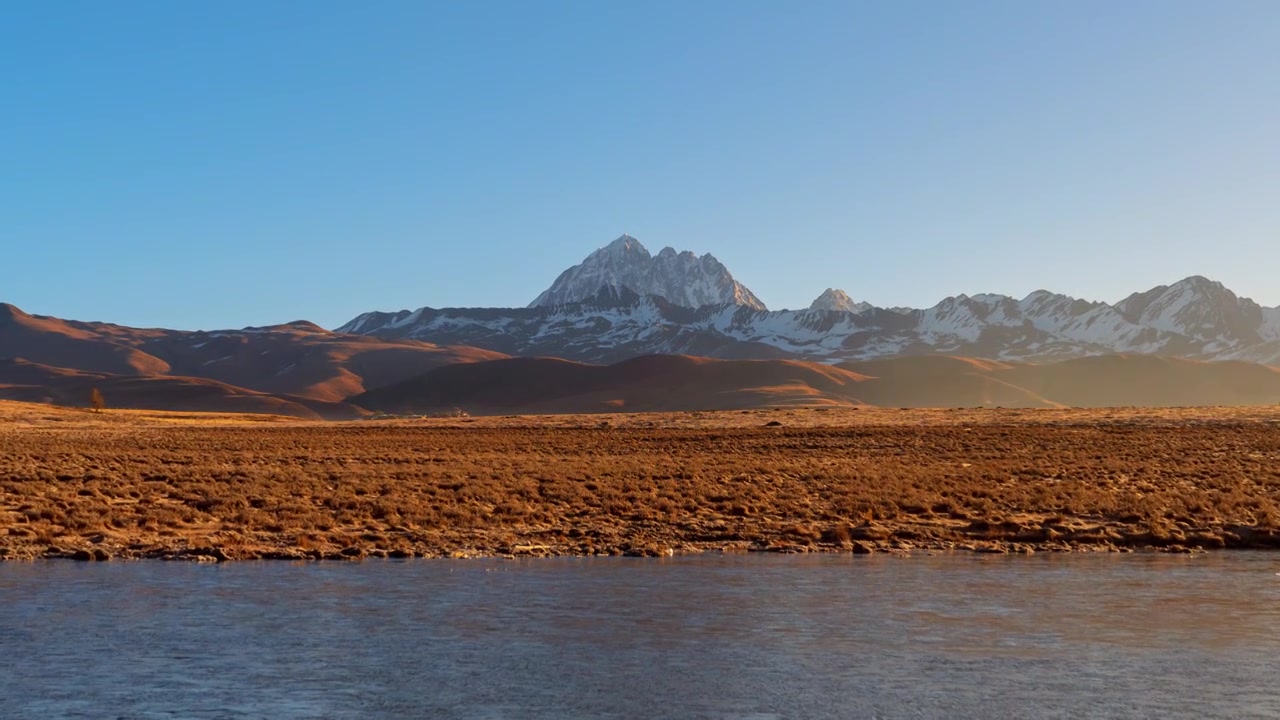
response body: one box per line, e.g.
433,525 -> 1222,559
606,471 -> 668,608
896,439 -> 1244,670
2,400 -> 1279,560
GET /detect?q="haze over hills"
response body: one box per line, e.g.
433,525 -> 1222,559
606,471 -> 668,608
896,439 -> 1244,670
354,353 -> 1280,416
342,235 -> 1280,366
355,355 -> 871,415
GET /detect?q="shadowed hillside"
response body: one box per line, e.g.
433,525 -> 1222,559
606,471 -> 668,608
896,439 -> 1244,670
999,355 -> 1280,407
837,356 -> 1061,409
354,355 -> 872,414
358,353 -> 1280,415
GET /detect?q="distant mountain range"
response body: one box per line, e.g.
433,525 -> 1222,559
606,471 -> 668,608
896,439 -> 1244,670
3,233 -> 1280,417
341,234 -> 1280,365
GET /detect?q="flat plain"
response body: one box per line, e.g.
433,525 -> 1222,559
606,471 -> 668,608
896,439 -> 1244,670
2,400 -> 1278,560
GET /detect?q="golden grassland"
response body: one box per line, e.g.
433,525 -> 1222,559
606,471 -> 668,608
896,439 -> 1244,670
2,400 -> 1279,560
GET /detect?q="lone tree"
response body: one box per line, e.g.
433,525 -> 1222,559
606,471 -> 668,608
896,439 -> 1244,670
89,387 -> 105,413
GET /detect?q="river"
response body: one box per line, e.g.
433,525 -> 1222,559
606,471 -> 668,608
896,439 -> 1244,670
2,553 -> 1278,719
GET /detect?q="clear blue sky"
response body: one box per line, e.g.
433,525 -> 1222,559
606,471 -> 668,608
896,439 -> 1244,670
4,1 -> 1278,330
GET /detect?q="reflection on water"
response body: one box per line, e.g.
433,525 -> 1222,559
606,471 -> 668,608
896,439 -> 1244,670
2,553 -> 1279,719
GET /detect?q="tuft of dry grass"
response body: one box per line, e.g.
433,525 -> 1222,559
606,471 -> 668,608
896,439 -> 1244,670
1,403 -> 1279,560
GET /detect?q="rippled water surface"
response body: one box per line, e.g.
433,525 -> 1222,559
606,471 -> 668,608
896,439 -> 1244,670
2,553 -> 1279,719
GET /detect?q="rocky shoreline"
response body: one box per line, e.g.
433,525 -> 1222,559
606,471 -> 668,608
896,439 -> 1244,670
9,518 -> 1279,563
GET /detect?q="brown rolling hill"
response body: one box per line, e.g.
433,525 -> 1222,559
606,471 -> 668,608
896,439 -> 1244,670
0,358 -> 106,386
0,358 -> 363,419
356,353 -> 1280,416
147,322 -> 506,402
0,303 -> 171,375
354,355 -> 873,414
0,303 -> 507,416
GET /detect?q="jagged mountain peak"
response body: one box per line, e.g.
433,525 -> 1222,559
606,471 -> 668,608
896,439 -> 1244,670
1174,274 -> 1216,288
655,246 -> 697,260
530,235 -> 766,311
1118,275 -> 1228,308
809,289 -> 871,314
603,234 -> 647,255
1115,275 -> 1262,342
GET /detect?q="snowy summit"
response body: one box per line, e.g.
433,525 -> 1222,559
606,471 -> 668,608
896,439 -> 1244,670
809,289 -> 872,314
529,235 -> 766,311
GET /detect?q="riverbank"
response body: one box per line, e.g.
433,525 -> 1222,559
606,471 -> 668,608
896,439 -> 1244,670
2,402 -> 1279,560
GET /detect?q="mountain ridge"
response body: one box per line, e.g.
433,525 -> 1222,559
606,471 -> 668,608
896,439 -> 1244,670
342,279 -> 1280,366
343,235 -> 1280,365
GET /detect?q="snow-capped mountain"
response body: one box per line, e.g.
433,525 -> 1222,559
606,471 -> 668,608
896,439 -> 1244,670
810,289 -> 873,314
1114,276 -> 1273,348
338,279 -> 1280,366
338,236 -> 1280,365
530,235 -> 766,311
